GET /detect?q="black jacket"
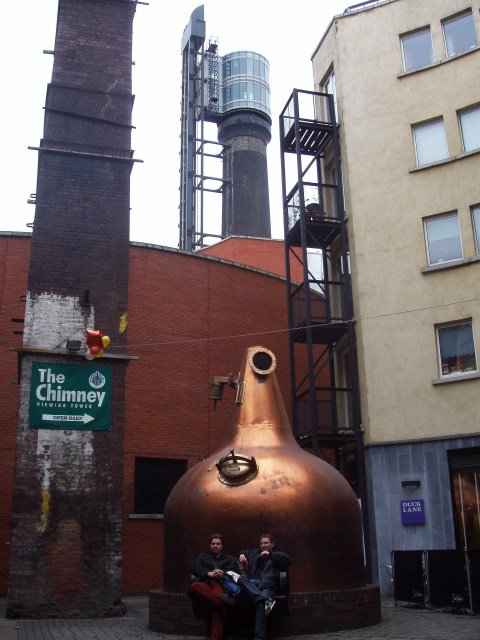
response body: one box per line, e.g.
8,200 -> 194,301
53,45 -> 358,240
191,551 -> 238,581
240,548 -> 291,591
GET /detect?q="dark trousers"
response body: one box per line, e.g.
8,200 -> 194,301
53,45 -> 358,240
190,580 -> 225,640
237,577 -> 275,640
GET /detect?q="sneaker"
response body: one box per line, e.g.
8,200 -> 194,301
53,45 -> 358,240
226,571 -> 241,583
264,599 -> 276,616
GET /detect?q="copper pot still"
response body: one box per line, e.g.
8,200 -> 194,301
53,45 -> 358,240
163,346 -> 365,593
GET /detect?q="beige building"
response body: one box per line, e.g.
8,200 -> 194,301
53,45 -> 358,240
312,0 -> 480,595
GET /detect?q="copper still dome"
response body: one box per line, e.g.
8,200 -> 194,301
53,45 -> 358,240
163,346 -> 365,593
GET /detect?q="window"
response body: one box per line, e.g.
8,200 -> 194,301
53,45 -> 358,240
459,105 -> 480,153
133,457 -> 187,514
424,213 -> 462,265
323,69 -> 338,122
413,119 -> 449,166
443,10 -> 477,57
472,205 -> 480,253
436,321 -> 477,377
401,27 -> 433,72
449,448 -> 480,550
325,161 -> 342,219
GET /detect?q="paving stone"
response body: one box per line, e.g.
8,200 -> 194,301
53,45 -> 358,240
0,597 -> 477,640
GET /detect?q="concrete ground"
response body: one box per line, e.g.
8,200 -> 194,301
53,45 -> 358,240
0,597 -> 478,640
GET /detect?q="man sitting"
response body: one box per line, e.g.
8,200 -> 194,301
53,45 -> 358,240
189,533 -> 238,640
228,533 -> 291,640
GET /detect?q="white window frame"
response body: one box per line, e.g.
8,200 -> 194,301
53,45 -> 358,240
423,212 -> 463,266
436,320 -> 478,378
442,10 -> 478,58
413,118 -> 449,166
400,27 -> 434,72
459,105 -> 480,153
471,205 -> 480,254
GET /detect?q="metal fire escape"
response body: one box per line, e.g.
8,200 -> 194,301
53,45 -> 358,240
279,89 -> 364,491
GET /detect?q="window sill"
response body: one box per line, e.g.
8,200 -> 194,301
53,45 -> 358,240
128,513 -> 164,520
410,147 -> 480,172
398,45 -> 480,78
421,255 -> 480,273
432,371 -> 480,385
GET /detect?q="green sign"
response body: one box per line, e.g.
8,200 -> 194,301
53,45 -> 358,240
29,362 -> 112,430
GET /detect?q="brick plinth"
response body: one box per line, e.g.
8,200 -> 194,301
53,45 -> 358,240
149,585 -> 381,636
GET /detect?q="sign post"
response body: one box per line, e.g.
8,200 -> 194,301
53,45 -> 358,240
29,362 -> 112,430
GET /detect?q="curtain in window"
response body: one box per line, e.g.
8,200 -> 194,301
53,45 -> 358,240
425,214 -> 462,263
443,12 -> 477,57
439,324 -> 473,358
438,323 -> 476,374
402,29 -> 433,71
414,120 -> 448,165
472,207 -> 480,253
460,108 -> 480,152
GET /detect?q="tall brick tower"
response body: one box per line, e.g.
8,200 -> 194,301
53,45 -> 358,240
7,0 -> 137,617
218,109 -> 271,239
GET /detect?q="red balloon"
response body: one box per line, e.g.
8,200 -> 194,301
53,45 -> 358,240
86,328 -> 104,356
86,328 -> 110,357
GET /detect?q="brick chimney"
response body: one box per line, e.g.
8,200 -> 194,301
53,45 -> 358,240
7,0 -> 137,617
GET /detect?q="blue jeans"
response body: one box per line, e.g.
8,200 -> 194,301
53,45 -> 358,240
237,577 -> 275,640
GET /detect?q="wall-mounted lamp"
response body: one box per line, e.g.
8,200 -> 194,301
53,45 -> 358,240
401,480 -> 421,488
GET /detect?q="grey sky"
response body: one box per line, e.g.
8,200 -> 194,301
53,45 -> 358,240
4,0 -> 349,248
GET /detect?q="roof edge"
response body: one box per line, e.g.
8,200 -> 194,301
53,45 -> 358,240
311,0 -> 400,61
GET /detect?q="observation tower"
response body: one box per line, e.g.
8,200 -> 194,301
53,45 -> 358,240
179,6 -> 272,251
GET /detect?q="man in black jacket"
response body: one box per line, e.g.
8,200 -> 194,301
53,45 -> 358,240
229,533 -> 291,640
190,533 -> 238,640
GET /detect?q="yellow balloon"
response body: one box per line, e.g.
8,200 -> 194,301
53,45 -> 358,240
96,349 -> 104,358
102,335 -> 110,348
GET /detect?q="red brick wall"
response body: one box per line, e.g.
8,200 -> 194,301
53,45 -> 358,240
0,234 -> 30,595
122,245 -> 293,593
199,237 -> 304,282
0,237 -> 297,595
